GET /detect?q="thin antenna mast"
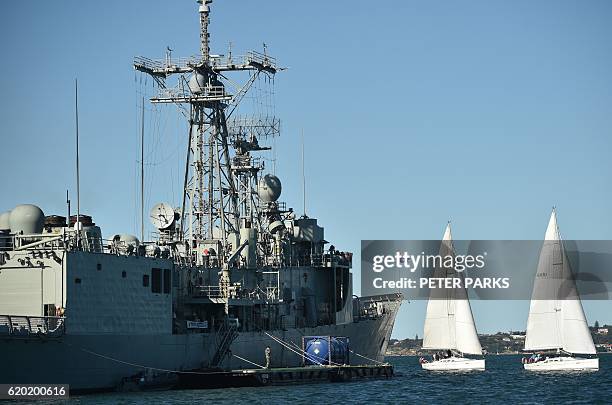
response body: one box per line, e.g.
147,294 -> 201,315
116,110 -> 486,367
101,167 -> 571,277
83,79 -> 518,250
301,129 -> 306,217
198,0 -> 211,61
66,190 -> 70,227
75,79 -> 81,243
140,97 -> 145,242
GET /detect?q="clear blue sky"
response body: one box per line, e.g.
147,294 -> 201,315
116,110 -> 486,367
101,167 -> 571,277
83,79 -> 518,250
1,0 -> 610,338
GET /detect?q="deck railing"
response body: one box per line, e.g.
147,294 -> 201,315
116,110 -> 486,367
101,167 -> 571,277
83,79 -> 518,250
0,315 -> 65,338
192,285 -> 224,298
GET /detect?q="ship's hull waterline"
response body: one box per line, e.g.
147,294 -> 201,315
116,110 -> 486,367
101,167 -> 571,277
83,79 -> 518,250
523,356 -> 599,371
0,310 -> 398,391
421,357 -> 485,371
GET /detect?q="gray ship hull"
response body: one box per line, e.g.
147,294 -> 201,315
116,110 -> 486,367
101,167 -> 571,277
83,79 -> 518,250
0,307 -> 398,391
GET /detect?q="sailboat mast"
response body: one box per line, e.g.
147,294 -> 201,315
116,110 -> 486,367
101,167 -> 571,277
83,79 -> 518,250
524,208 -> 596,355
422,222 -> 482,355
140,97 -> 145,242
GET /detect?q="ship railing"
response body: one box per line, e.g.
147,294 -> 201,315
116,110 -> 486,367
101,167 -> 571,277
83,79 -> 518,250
134,52 -> 277,74
154,85 -> 228,100
134,55 -> 203,71
2,231 -> 178,259
293,252 -> 352,268
257,201 -> 287,212
354,294 -> 402,321
10,230 -> 107,253
192,285 -> 224,298
231,155 -> 264,171
9,233 -> 67,251
64,232 -> 105,254
0,315 -> 65,338
245,51 -> 278,71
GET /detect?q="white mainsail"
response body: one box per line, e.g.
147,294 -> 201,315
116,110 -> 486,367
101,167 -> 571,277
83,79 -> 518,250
524,209 -> 596,354
422,224 -> 482,355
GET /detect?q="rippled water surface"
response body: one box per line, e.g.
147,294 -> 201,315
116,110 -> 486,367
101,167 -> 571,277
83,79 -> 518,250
31,355 -> 611,404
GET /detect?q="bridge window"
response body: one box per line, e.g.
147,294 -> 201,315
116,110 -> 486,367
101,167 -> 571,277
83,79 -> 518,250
122,271 -> 127,278
163,269 -> 171,294
152,268 -> 162,293
143,274 -> 150,287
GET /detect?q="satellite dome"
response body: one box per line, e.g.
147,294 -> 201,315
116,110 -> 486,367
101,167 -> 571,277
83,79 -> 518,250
9,204 -> 45,235
0,211 -> 10,231
257,174 -> 282,202
188,71 -> 207,94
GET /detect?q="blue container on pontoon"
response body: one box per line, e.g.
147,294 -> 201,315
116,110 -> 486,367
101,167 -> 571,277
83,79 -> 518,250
303,336 -> 349,366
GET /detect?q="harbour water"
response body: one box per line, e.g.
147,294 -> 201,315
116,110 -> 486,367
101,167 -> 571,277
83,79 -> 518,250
31,354 -> 610,404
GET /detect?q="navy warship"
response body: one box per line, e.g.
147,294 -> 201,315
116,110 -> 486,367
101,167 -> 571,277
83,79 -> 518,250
0,1 -> 401,391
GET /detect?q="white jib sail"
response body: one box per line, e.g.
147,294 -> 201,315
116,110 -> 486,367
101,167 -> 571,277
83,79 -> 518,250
524,209 -> 596,354
422,223 -> 483,355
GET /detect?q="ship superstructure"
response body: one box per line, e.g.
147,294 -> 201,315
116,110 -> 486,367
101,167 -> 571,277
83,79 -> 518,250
0,1 -> 401,391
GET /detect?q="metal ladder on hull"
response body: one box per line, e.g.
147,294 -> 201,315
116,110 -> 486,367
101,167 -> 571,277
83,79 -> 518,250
211,321 -> 238,368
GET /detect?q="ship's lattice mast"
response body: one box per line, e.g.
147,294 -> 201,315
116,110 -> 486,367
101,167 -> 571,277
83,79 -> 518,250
134,0 -> 279,267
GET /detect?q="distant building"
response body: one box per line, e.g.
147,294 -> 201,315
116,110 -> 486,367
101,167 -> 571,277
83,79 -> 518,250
596,328 -> 608,335
510,334 -> 526,340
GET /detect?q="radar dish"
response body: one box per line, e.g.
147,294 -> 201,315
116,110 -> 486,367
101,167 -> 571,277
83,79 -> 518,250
150,202 -> 176,230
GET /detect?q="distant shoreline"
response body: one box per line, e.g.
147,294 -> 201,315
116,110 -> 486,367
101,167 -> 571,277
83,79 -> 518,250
387,326 -> 611,357
386,352 -> 612,357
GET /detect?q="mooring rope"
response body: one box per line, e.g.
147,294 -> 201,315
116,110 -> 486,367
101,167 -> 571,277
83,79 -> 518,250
71,343 -> 264,375
233,354 -> 265,369
349,349 -> 385,365
264,332 -> 321,365
69,343 -> 226,375
68,327 -> 388,376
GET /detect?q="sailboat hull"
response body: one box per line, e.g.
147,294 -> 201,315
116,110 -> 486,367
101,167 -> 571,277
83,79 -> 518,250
523,356 -> 599,371
421,357 -> 485,371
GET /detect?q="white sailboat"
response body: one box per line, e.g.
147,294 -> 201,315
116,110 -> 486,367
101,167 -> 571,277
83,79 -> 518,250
523,209 -> 599,371
421,223 -> 485,371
